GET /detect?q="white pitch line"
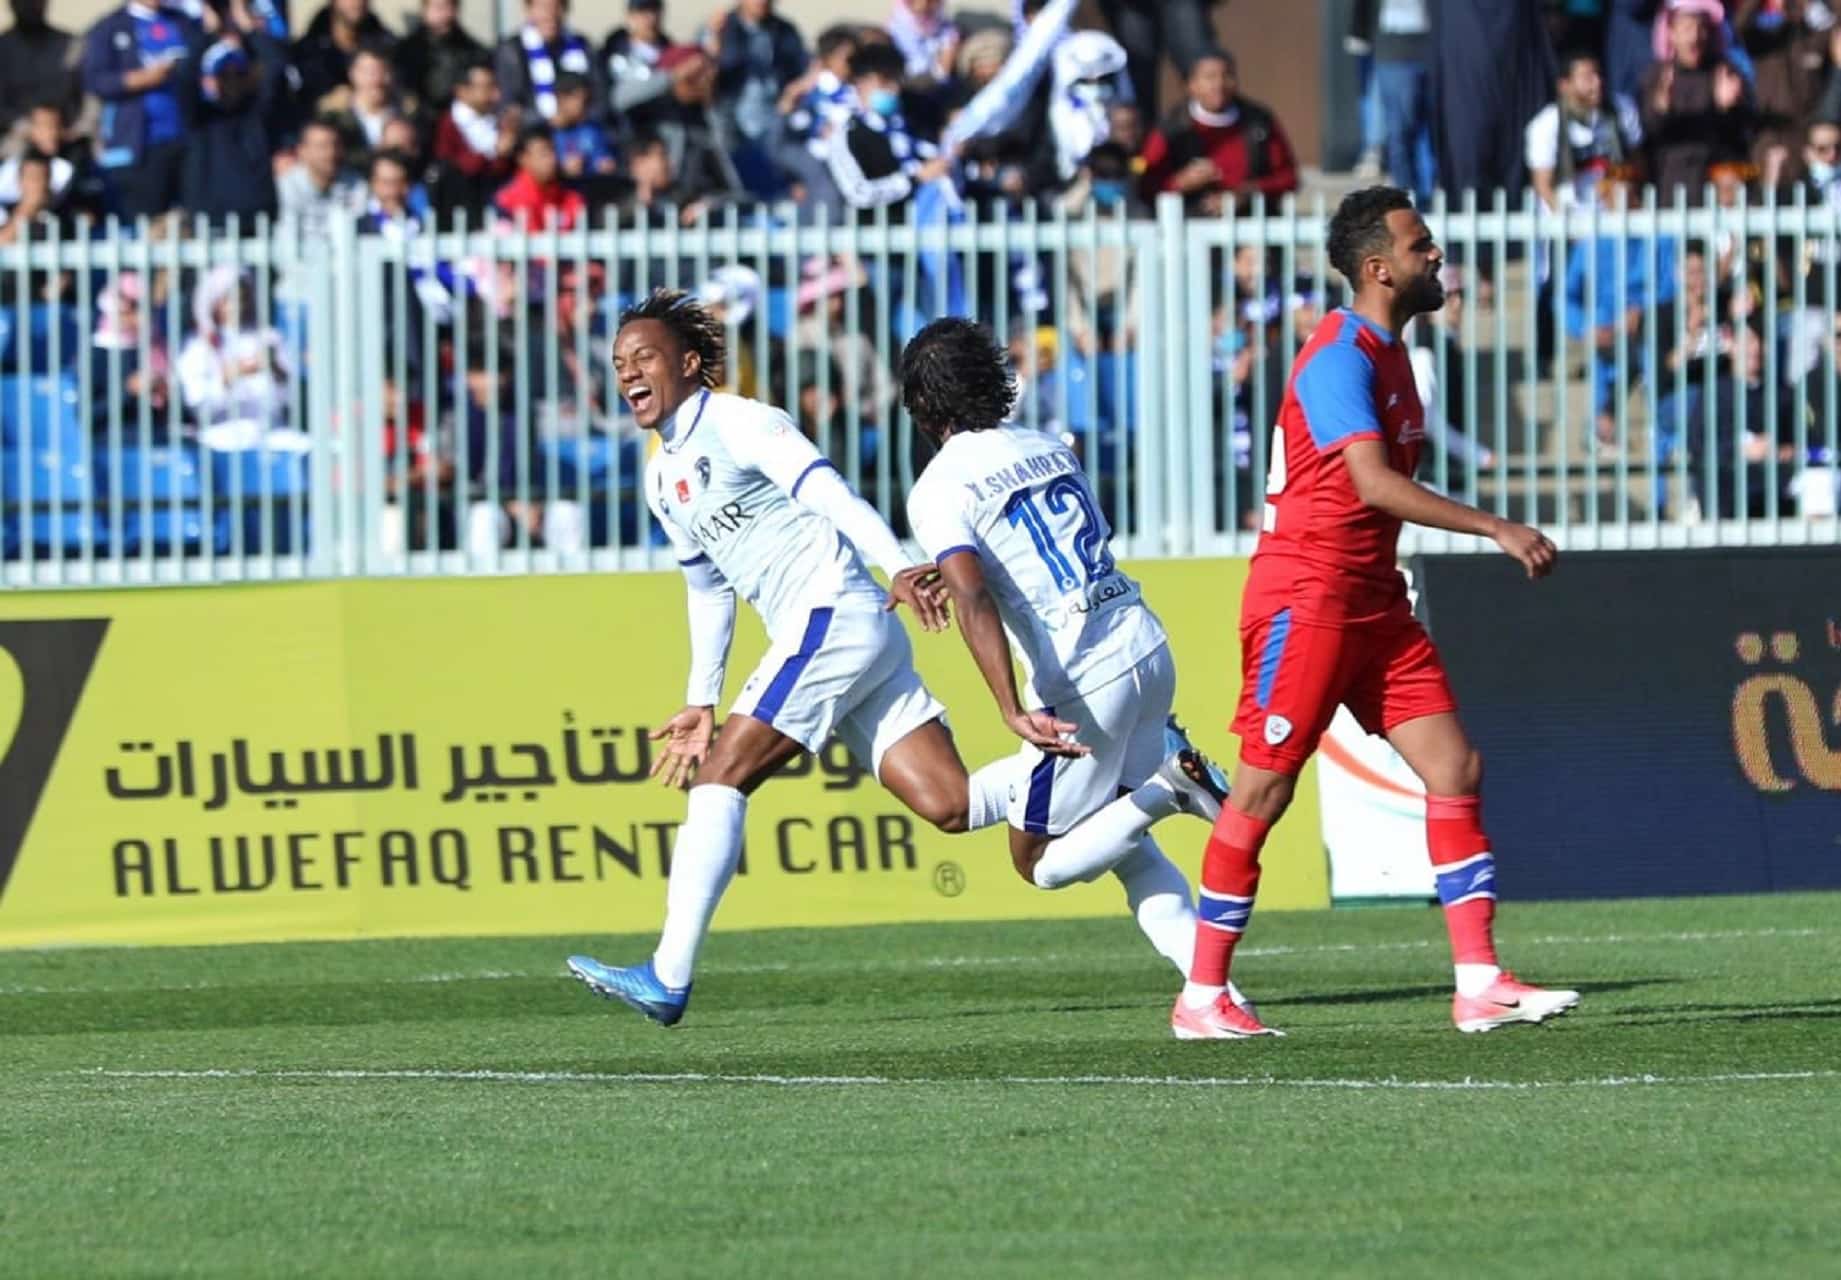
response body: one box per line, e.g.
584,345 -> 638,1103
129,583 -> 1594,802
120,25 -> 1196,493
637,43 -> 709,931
1,926 -> 1828,996
79,1067 -> 1841,1092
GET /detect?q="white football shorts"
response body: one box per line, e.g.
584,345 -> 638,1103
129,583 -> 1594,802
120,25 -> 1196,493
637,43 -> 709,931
1007,643 -> 1176,837
730,601 -> 947,777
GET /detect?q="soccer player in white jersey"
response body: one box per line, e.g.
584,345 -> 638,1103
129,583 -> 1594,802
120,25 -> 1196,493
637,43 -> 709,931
567,291 -> 1222,1027
900,317 -> 1252,1005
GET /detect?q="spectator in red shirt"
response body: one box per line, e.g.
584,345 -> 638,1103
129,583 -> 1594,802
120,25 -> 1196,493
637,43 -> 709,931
432,56 -> 518,215
1138,48 -> 1298,215
494,123 -> 584,228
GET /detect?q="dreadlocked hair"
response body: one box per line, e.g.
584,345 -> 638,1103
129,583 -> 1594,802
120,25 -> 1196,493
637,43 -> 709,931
619,288 -> 726,389
899,317 -> 1017,434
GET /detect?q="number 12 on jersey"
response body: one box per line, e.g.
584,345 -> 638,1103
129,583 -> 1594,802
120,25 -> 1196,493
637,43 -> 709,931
1003,476 -> 1116,593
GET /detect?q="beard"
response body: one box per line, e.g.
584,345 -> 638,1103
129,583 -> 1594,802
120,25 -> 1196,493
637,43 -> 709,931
1399,271 -> 1445,317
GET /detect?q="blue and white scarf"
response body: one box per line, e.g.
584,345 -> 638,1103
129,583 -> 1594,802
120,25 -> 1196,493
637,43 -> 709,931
521,23 -> 593,120
787,69 -> 859,160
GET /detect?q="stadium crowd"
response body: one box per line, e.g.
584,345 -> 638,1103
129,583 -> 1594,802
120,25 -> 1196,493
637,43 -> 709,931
0,0 -> 1833,559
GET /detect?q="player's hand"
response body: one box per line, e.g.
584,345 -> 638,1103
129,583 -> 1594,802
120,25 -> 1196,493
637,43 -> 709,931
1491,520 -> 1558,580
1005,709 -> 1090,757
648,705 -> 716,790
885,565 -> 951,632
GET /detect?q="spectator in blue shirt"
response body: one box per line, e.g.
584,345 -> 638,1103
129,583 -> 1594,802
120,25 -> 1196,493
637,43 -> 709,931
549,72 -> 615,178
82,0 -> 203,218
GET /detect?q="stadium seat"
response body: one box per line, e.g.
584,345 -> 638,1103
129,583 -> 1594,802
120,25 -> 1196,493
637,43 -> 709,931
100,443 -> 208,554
209,447 -> 312,554
2,441 -> 96,558
0,305 -> 81,376
0,372 -> 84,452
541,433 -> 648,546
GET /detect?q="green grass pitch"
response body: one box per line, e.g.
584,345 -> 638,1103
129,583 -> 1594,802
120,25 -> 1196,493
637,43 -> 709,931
5,892 -> 1838,1278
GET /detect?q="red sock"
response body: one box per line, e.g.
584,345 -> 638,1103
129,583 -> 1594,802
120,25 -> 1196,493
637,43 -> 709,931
1189,806 -> 1270,986
1426,794 -> 1499,967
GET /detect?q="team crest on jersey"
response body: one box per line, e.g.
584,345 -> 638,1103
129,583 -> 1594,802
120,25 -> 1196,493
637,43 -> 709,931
695,456 -> 712,490
1263,714 -> 1293,746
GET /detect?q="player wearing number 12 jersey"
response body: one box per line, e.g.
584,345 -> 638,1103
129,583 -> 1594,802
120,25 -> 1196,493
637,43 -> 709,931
900,318 -> 1246,995
1174,187 -> 1581,1038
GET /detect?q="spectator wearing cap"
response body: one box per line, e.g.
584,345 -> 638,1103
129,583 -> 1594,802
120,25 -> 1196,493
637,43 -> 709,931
182,2 -> 288,226
293,0 -> 396,119
82,0 -> 204,219
603,0 -> 673,118
432,56 -> 518,216
1526,49 -> 1646,211
1138,48 -> 1298,215
1643,0 -> 1754,201
496,0 -> 605,125
637,43 -> 747,207
0,0 -> 80,140
391,0 -> 485,116
494,124 -> 585,229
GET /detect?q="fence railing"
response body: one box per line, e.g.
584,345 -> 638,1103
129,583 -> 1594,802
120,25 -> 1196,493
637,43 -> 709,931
2,190 -> 1836,588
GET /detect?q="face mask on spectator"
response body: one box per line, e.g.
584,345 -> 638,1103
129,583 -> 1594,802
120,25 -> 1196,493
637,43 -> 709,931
1091,179 -> 1128,206
867,88 -> 900,117
1813,160 -> 1838,184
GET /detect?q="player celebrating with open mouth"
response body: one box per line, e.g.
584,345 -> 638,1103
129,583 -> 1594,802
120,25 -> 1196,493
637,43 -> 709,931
567,291 -> 1226,1026
1175,188 -> 1581,1038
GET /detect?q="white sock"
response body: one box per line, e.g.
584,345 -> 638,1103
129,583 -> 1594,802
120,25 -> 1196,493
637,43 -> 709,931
1181,981 -> 1225,1010
1031,779 -> 1182,889
1454,962 -> 1502,998
966,757 -> 1022,831
1111,837 -> 1196,972
651,783 -> 747,990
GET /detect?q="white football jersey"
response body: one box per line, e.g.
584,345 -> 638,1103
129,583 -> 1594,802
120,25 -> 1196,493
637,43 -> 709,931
906,425 -> 1166,705
646,390 -> 885,639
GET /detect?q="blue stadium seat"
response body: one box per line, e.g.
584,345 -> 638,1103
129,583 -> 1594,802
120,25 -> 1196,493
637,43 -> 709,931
209,447 -> 312,554
101,443 -> 208,554
2,441 -> 96,558
0,372 -> 84,452
0,305 -> 81,375
541,434 -> 647,546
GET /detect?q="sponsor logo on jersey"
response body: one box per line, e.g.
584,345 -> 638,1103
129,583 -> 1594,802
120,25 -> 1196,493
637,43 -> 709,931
1264,714 -> 1292,746
694,456 -> 712,490
689,500 -> 758,548
675,478 -> 692,504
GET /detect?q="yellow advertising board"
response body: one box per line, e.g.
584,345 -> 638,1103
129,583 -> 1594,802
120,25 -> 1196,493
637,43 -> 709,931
0,560 -> 1326,948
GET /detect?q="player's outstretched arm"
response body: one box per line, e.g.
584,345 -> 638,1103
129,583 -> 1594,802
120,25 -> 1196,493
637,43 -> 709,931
1342,440 -> 1558,579
936,551 -> 1089,757
647,553 -> 734,789
727,407 -> 950,629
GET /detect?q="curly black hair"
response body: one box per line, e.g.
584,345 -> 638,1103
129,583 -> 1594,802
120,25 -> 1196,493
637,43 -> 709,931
1326,185 -> 1415,288
617,288 -> 726,389
899,317 -> 1017,435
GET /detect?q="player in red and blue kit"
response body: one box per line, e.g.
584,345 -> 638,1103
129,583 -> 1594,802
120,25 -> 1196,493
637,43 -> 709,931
1173,187 -> 1581,1039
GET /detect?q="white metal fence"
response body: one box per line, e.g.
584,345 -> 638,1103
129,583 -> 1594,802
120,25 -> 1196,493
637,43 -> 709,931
2,191 -> 1836,588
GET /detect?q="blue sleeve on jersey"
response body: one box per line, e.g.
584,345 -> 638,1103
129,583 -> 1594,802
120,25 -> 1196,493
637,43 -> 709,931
934,544 -> 979,566
1293,339 -> 1383,453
